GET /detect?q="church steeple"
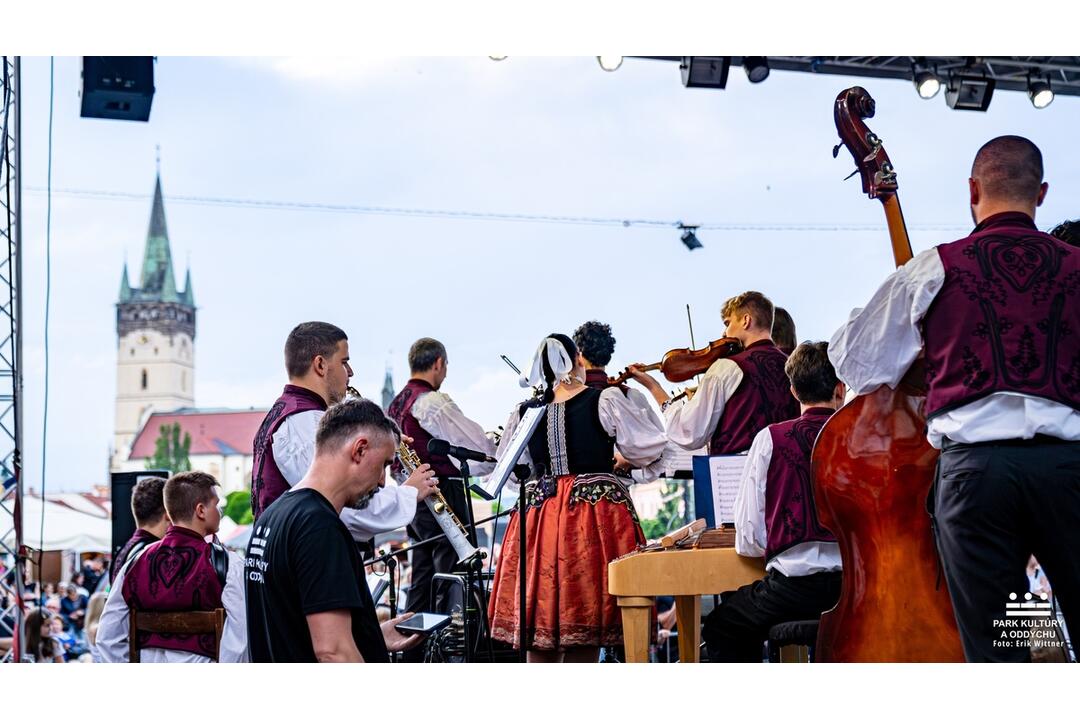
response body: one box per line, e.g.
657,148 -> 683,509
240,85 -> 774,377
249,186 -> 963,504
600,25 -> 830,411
381,364 -> 395,411
182,266 -> 194,306
137,173 -> 184,304
119,262 -> 132,303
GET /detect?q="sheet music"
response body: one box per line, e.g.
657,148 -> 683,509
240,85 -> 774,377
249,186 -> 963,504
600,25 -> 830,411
476,404 -> 547,500
707,455 -> 747,525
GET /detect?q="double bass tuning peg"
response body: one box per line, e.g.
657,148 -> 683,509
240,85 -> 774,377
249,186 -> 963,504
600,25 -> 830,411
832,143 -> 843,159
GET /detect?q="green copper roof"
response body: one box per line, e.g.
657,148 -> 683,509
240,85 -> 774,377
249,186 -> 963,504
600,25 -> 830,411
122,172 -> 194,307
119,262 -> 132,303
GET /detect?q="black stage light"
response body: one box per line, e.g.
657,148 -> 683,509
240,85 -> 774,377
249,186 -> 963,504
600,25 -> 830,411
81,57 -> 155,121
945,73 -> 995,111
743,57 -> 770,83
680,225 -> 702,250
1028,77 -> 1054,109
681,57 -> 730,89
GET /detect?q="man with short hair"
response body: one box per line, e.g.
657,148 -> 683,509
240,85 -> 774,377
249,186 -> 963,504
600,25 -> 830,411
702,341 -> 844,661
831,135 -> 1080,662
96,471 -> 248,662
110,476 -> 170,583
632,291 -> 799,455
252,321 -> 438,541
386,337 -> 495,640
246,398 -> 425,662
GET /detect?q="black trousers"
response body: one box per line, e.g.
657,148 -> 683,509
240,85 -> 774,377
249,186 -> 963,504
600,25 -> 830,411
702,568 -> 842,662
932,439 -> 1080,662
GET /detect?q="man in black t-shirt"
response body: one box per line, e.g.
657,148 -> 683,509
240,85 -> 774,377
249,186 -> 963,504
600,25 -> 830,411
246,398 -> 428,662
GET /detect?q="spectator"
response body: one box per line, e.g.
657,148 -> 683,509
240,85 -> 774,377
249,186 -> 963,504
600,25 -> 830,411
50,615 -> 88,661
1050,219 -> 1080,248
84,592 -> 108,662
25,609 -> 65,663
60,583 -> 88,633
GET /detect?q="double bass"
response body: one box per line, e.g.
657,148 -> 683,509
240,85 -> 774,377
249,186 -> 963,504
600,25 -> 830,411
810,87 -> 964,661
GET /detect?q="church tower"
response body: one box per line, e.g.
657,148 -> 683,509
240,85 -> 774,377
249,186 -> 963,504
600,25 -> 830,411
112,172 -> 196,469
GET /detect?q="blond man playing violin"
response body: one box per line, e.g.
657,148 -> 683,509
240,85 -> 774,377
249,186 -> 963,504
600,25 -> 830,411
630,291 -> 799,457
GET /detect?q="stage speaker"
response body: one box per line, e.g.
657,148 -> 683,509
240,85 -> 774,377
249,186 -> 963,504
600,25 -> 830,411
80,57 -> 156,121
110,470 -> 169,559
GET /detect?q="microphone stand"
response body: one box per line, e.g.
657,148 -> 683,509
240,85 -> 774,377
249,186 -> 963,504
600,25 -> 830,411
455,459 -> 496,663
518,466 -> 527,664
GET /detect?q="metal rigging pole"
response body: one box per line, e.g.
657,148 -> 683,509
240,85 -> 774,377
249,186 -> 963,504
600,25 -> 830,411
0,56 -> 25,664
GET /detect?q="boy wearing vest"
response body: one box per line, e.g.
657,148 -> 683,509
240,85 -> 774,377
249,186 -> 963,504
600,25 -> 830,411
702,341 -> 844,662
97,471 -> 248,662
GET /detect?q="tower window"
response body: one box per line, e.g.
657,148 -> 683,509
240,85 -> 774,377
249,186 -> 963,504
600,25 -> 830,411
130,348 -> 135,356
141,369 -> 148,390
154,347 -> 159,356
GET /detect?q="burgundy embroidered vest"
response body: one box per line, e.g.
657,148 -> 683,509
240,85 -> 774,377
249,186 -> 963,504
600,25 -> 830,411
387,379 -> 459,478
923,212 -> 1080,419
765,408 -> 838,560
121,526 -> 224,658
111,528 -> 160,583
251,385 -> 328,519
711,340 -> 799,454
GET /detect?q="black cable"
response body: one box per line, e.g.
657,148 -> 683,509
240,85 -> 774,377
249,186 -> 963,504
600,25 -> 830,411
39,58 -> 53,570
24,185 -> 971,234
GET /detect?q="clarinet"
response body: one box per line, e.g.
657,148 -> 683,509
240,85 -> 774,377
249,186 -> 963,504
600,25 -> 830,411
397,440 -> 481,565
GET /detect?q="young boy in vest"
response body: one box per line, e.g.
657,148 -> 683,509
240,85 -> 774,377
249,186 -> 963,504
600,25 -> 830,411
702,341 -> 844,662
97,471 -> 248,662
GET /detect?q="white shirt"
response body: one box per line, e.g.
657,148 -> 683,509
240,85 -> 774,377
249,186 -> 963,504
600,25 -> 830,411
97,544 -> 249,663
829,247 -> 1080,448
499,386 -> 669,482
409,389 -> 497,477
271,409 -> 418,541
662,358 -> 744,450
733,427 -> 843,577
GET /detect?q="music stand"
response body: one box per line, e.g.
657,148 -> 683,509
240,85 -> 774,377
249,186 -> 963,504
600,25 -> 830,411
475,402 -> 546,663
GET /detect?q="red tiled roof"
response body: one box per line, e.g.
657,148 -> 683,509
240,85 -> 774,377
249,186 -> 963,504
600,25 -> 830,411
128,409 -> 268,460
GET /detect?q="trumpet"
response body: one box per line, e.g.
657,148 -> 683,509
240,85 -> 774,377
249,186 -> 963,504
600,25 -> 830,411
397,440 -> 481,565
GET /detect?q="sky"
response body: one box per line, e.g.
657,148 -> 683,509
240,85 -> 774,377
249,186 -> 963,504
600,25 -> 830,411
14,56 -> 1080,492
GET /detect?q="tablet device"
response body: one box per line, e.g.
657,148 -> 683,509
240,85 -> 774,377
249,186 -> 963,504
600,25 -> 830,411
396,612 -> 451,635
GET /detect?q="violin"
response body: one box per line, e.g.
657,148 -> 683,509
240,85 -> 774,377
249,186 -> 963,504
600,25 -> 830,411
609,337 -> 743,385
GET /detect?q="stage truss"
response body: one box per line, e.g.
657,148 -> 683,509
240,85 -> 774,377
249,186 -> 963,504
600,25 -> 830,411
0,56 -> 24,664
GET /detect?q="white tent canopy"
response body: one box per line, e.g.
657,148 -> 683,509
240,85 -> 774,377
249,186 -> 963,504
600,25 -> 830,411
1,495 -> 112,553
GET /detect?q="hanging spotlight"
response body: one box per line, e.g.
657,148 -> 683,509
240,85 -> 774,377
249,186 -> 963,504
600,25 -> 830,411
743,57 -> 770,83
1028,76 -> 1054,109
913,69 -> 941,99
597,56 -> 623,72
488,55 -> 508,61
680,57 -> 730,89
679,224 -> 702,251
945,73 -> 996,111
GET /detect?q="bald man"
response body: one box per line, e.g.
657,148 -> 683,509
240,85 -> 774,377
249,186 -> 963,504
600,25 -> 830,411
830,136 -> 1080,662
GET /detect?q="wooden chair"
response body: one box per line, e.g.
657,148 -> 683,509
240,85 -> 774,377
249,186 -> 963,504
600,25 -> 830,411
128,608 -> 225,662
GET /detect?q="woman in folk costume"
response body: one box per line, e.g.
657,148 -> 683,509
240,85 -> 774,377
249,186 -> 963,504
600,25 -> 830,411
488,333 -> 668,661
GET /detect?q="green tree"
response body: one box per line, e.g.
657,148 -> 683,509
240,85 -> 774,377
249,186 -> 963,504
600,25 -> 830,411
146,421 -> 193,474
639,479 -> 686,541
223,490 -> 253,526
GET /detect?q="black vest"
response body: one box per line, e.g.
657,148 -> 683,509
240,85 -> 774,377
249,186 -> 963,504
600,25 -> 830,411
524,387 -> 615,477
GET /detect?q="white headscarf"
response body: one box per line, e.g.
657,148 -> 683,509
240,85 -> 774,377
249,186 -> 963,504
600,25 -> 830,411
520,337 -> 575,389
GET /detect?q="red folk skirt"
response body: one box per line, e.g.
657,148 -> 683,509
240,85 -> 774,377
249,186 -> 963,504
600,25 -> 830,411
487,473 -> 645,650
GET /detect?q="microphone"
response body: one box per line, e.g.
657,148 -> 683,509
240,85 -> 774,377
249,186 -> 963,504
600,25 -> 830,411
427,438 -> 496,464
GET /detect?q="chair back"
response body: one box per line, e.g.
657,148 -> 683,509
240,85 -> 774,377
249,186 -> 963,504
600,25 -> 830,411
128,608 -> 225,662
